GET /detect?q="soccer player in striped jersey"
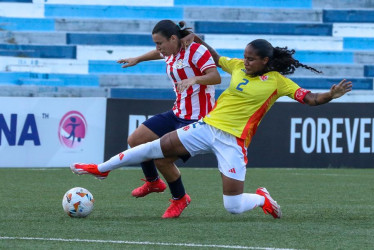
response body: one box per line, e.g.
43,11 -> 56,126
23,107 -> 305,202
115,20 -> 220,218
71,38 -> 352,219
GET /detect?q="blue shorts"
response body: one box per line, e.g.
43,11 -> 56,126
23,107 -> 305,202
143,110 -> 197,162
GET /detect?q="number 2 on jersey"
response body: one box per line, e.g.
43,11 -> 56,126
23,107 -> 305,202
236,78 -> 249,91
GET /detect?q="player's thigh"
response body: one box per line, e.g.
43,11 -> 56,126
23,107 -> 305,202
128,124 -> 159,147
221,173 -> 244,195
160,131 -> 190,158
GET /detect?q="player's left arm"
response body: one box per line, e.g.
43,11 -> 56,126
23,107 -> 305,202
176,67 -> 221,92
303,79 -> 352,106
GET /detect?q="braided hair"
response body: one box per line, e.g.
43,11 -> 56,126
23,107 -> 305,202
248,39 -> 322,76
152,20 -> 192,39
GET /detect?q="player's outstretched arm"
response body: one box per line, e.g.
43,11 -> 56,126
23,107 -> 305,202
303,79 -> 353,106
117,50 -> 163,68
181,33 -> 221,67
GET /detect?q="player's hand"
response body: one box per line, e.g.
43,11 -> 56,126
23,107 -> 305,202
117,58 -> 139,68
180,33 -> 195,49
176,77 -> 196,92
330,79 -> 353,99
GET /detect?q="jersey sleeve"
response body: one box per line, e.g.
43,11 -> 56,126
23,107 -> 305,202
218,56 -> 243,75
189,43 -> 216,73
276,73 -> 310,104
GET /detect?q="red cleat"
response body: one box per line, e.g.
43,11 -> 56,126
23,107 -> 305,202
131,178 -> 167,198
162,194 -> 191,219
70,163 -> 109,180
256,187 -> 282,219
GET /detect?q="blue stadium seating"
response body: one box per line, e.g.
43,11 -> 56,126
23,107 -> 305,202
289,77 -> 373,90
323,10 -> 374,23
0,72 -> 99,86
195,22 -> 332,36
364,66 -> 374,77
0,0 -> 32,2
0,17 -> 55,31
45,5 -> 183,19
0,1 -> 373,98
174,0 -> 312,8
0,44 -> 76,59
67,33 -> 154,46
89,60 -> 165,74
344,38 -> 374,51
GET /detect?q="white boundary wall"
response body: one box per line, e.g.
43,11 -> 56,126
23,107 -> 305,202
0,97 -> 106,167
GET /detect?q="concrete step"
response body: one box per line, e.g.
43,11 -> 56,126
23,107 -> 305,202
0,31 -> 67,45
333,23 -> 374,38
0,1 -> 43,18
67,33 -> 153,46
313,0 -> 374,9
0,84 -> 107,97
45,0 -> 173,6
355,52 -> 374,64
55,19 -> 193,33
0,56 -> 88,74
185,8 -> 321,22
175,0 -> 312,8
204,34 -> 343,50
293,64 -> 364,77
45,4 -> 183,19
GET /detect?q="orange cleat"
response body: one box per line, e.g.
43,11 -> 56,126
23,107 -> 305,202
131,178 -> 167,198
70,163 -> 109,180
162,194 -> 191,219
256,187 -> 282,219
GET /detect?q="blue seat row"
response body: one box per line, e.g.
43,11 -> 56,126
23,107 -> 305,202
195,22 -> 332,36
45,5 -> 184,19
67,33 -> 153,46
323,10 -> 374,23
0,44 -> 76,58
173,0 -> 312,8
0,17 -> 55,31
364,66 -> 374,77
0,72 -> 99,86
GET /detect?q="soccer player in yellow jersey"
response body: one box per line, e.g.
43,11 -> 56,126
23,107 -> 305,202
71,39 -> 352,219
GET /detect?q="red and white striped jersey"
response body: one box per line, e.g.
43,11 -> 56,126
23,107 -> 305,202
163,42 -> 217,120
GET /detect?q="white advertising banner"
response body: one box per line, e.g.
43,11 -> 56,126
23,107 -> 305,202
0,97 -> 106,167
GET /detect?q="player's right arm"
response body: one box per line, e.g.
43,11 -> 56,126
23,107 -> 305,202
117,50 -> 163,68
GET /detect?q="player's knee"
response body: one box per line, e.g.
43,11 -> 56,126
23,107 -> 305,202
127,134 -> 137,147
223,194 -> 243,214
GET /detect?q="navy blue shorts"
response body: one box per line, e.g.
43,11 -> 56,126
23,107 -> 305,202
143,110 -> 197,162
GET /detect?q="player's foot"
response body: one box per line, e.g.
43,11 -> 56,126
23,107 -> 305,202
256,187 -> 282,219
162,194 -> 191,219
131,178 -> 167,198
70,163 -> 109,180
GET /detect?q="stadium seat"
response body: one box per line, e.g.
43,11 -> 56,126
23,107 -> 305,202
0,0 -> 372,98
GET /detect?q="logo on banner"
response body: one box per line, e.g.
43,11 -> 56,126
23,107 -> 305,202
58,111 -> 87,149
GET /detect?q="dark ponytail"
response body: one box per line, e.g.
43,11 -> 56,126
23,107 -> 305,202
152,20 -> 192,39
248,39 -> 322,76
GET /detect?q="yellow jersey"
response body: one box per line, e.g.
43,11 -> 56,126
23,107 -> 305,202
203,56 -> 310,147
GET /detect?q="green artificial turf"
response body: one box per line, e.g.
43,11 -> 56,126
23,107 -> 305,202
0,167 -> 373,249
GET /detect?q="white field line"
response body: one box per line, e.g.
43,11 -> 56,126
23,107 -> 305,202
0,236 -> 300,250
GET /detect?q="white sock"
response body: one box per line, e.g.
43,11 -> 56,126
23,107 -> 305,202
98,139 -> 164,172
223,193 -> 265,214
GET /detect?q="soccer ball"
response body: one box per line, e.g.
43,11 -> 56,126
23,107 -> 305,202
62,187 -> 94,218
